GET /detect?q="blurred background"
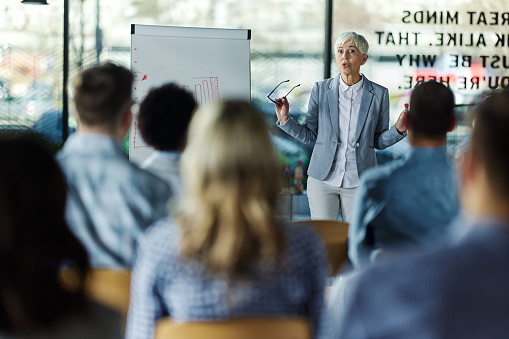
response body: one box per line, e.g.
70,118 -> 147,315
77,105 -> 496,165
2,0 -> 497,217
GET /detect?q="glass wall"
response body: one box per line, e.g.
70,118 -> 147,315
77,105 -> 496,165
3,0 -> 500,191
331,0 -> 503,162
1,0 -> 323,173
0,1 -> 66,145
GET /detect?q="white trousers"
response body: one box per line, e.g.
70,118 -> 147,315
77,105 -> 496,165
306,176 -> 356,222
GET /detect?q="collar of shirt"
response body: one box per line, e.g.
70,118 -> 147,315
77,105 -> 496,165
339,74 -> 364,94
60,133 -> 125,157
408,146 -> 448,162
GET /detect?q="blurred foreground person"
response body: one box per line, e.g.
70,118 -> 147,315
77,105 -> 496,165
326,90 -> 509,339
137,83 -> 197,199
0,137 -> 122,339
57,63 -> 171,268
349,81 -> 460,268
126,101 -> 327,339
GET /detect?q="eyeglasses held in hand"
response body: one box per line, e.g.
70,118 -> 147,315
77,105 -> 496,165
267,80 -> 300,106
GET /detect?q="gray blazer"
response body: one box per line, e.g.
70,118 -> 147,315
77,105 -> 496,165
277,74 -> 405,181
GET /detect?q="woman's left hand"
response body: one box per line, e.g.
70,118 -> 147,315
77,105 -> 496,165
395,110 -> 408,135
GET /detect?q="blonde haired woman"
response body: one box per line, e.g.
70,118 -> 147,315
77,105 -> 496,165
126,101 -> 327,339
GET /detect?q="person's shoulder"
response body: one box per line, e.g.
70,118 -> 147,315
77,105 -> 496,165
355,235 -> 470,292
347,249 -> 444,311
106,161 -> 172,204
281,222 -> 326,257
280,223 -> 327,274
55,137 -> 78,164
336,251 -> 447,338
315,77 -> 332,85
282,222 -> 321,243
138,217 -> 180,257
314,77 -> 336,89
57,134 -> 126,169
126,162 -> 172,197
130,160 -> 168,182
360,159 -> 406,189
362,76 -> 388,92
391,221 -> 509,289
144,217 -> 179,245
55,147 -> 66,161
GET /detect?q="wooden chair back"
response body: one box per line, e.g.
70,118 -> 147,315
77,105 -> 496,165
291,220 -> 349,276
60,268 -> 131,315
154,318 -> 311,339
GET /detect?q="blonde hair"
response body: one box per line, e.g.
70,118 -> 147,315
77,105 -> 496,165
178,101 -> 284,279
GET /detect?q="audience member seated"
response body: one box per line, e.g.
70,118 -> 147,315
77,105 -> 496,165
0,137 -> 123,339
125,101 -> 328,339
349,80 -> 460,268
325,90 -> 509,339
57,62 -> 172,268
137,83 -> 197,200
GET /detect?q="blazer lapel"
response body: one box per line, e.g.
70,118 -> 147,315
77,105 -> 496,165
355,78 -> 373,142
327,75 -> 341,140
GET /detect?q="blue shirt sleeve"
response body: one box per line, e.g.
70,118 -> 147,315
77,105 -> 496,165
348,178 -> 372,268
289,224 -> 328,338
307,230 -> 328,338
125,219 -> 174,339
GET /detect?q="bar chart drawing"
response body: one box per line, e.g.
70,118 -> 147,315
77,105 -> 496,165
132,66 -> 223,107
131,67 -> 223,150
193,77 -> 221,106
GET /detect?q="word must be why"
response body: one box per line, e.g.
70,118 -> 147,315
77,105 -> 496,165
396,54 -> 509,69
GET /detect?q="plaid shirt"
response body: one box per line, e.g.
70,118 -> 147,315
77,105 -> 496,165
57,134 -> 171,268
125,218 -> 328,339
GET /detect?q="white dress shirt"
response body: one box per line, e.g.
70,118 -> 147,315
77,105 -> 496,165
323,75 -> 364,188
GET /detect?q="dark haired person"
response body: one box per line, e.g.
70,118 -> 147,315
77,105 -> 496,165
326,89 -> 509,339
137,83 -> 197,198
348,80 -> 459,268
57,63 -> 171,268
0,137 -> 122,338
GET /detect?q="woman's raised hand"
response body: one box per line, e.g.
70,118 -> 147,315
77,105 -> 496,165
275,97 -> 290,124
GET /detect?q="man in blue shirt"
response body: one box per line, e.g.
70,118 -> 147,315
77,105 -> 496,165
348,80 -> 459,268
325,88 -> 509,339
57,63 -> 171,268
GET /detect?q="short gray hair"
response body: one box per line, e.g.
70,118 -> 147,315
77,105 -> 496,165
334,31 -> 369,55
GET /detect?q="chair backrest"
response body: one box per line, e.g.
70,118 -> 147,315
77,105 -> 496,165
60,268 -> 131,315
154,318 -> 311,339
85,269 -> 132,315
291,220 -> 349,276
